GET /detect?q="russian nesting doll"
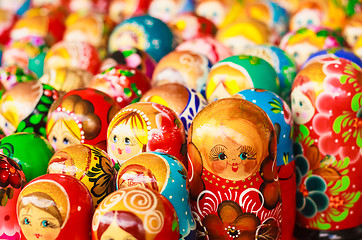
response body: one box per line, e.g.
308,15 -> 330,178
116,152 -> 197,239
92,187 -> 180,240
17,174 -> 93,240
46,88 -> 121,152
107,102 -> 187,169
188,97 -> 281,239
291,56 -> 362,239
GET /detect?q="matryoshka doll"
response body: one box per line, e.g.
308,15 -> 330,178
44,41 -> 101,75
243,0 -> 289,44
107,102 -> 187,169
206,55 -> 280,102
101,47 -> 156,79
39,67 -> 93,92
9,7 -> 66,46
148,0 -> 194,23
0,132 -> 54,182
108,15 -> 174,62
289,0 -> 347,31
169,13 -> 217,42
291,56 -> 362,239
0,81 -> 58,137
241,45 -> 297,104
215,18 -> 271,55
90,65 -> 151,107
140,83 -> 208,133
0,154 -> 26,240
176,36 -> 232,65
92,186 -> 179,240
187,98 -> 281,239
116,152 -> 197,239
235,89 -> 295,240
151,50 -> 211,97
108,0 -> 150,24
46,88 -> 121,152
2,36 -> 49,78
16,174 -> 93,240
280,26 -> 346,69
47,144 -> 116,208
63,12 -> 114,59
195,0 -> 234,27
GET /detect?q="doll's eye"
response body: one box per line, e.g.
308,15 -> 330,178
124,137 -> 131,145
240,152 -> 248,160
299,101 -> 303,107
293,52 -> 299,58
41,220 -> 50,227
63,138 -> 69,145
113,135 -> 117,143
123,137 -> 137,146
4,122 -> 7,127
52,136 -> 57,143
218,152 -> 227,160
23,218 -> 31,225
307,19 -> 314,25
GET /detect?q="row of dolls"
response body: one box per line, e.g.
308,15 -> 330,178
0,50 -> 361,239
1,0 -> 362,79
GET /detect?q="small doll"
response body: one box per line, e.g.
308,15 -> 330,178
92,186 -> 180,240
46,88 -> 121,151
107,102 -> 187,169
17,174 -> 93,240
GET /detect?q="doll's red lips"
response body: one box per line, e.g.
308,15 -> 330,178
296,112 -> 300,117
232,166 -> 238,172
34,233 -> 41,238
118,148 -> 122,154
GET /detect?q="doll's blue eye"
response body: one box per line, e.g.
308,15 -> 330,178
113,135 -> 117,143
299,101 -> 303,107
4,122 -> 7,127
24,218 -> 30,225
124,137 -> 131,145
218,152 -> 226,160
41,220 -> 50,227
52,136 -> 57,143
63,138 -> 69,145
307,19 -> 314,25
240,152 -> 248,160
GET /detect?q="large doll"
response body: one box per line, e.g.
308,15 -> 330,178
187,97 -> 281,239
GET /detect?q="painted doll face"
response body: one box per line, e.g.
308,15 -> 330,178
285,42 -> 319,67
223,36 -> 256,55
291,8 -> 322,30
100,214 -> 137,240
149,0 -> 178,23
108,123 -> 144,166
203,119 -> 264,180
343,26 -> 362,47
110,0 -> 137,23
207,64 -> 252,102
196,1 -> 225,26
291,87 -> 315,125
48,119 -> 81,151
19,204 -> 61,240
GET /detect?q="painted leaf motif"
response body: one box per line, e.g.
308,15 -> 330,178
313,167 -> 341,182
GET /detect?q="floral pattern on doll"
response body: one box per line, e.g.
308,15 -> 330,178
294,142 -> 361,229
202,200 -> 279,240
312,58 -> 362,163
